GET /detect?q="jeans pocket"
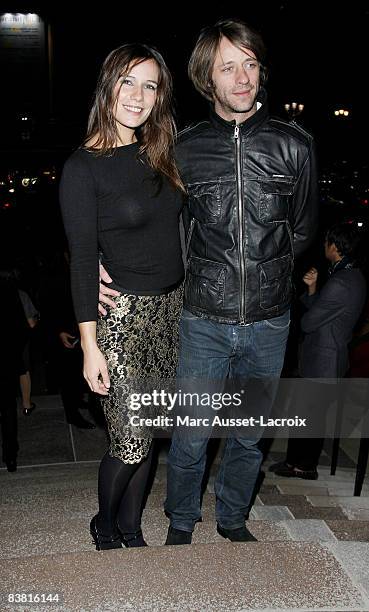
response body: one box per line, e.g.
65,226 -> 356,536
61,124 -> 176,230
181,309 -> 200,322
263,310 -> 291,330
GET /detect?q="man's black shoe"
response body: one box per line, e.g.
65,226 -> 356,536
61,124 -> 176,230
270,462 -> 319,480
165,526 -> 192,545
217,524 -> 257,542
67,414 -> 96,429
275,465 -> 318,480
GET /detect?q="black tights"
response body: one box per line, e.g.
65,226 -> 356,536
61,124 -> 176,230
97,443 -> 153,536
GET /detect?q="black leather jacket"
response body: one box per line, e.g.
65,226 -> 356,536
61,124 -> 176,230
176,94 -> 319,324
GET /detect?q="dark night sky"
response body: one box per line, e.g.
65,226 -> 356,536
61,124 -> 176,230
51,4 -> 367,113
1,1 -> 368,162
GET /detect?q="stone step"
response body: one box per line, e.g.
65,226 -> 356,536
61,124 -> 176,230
207,469 -> 369,495
275,483 -> 369,496
2,516 -> 302,559
1,474 -> 275,509
2,473 -> 367,508
263,478 -> 369,495
280,519 -> 337,542
2,480 -> 365,525
2,461 -> 369,610
3,459 -> 365,481
340,507 -> 369,520
326,520 -> 369,541
2,460 -> 367,497
186,479 -> 369,501
250,505 -> 295,520
264,476 -> 369,494
1,542 -> 368,611
0,462 -> 100,486
307,495 -> 369,508
258,493 -> 349,520
263,463 -> 368,482
5,490 -> 368,562
0,488 -> 99,512
0,478 -> 99,498
7,480 -> 367,560
0,488 -> 252,514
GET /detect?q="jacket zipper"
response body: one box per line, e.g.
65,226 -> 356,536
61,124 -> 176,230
234,124 -> 246,324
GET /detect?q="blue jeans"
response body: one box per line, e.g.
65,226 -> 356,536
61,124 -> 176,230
165,309 -> 290,531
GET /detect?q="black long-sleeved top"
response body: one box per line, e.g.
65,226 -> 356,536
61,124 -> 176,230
60,143 -> 184,322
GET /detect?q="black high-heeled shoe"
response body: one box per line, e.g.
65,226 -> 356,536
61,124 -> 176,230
90,515 -> 122,551
23,402 -> 36,416
119,528 -> 148,548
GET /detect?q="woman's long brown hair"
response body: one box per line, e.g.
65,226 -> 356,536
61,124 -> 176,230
84,43 -> 184,192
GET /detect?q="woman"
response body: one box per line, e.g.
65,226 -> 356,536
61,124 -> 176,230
18,287 -> 39,416
60,43 -> 184,549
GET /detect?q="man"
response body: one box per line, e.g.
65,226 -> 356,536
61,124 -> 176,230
0,270 -> 29,472
18,287 -> 38,416
270,222 -> 367,479
100,19 -> 318,544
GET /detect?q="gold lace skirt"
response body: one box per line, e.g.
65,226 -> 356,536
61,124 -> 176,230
97,286 -> 183,463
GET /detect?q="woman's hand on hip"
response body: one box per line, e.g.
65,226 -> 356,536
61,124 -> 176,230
98,263 -> 120,316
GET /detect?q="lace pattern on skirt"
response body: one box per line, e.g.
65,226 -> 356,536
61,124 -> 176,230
97,286 -> 183,463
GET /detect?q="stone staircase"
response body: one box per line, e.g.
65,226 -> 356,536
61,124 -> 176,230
1,458 -> 369,611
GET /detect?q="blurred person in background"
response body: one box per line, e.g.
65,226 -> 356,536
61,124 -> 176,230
0,267 -> 30,471
270,222 -> 367,479
18,287 -> 39,415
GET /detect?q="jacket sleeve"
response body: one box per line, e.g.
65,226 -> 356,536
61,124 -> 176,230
300,291 -> 320,310
300,276 -> 347,333
292,139 -> 319,259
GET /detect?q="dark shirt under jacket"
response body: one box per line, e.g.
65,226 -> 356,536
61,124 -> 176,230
299,263 -> 367,378
59,143 -> 184,323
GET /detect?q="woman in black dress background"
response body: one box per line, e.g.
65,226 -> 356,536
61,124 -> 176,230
60,43 -> 184,549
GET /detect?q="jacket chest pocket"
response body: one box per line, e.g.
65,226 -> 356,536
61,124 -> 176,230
187,181 -> 222,224
258,178 -> 294,223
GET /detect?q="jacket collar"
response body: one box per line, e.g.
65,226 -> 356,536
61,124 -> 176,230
209,87 -> 269,136
329,255 -> 354,275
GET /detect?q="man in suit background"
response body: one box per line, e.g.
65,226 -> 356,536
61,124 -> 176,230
270,222 -> 367,479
